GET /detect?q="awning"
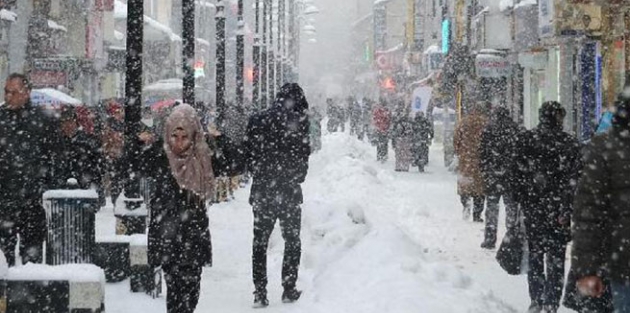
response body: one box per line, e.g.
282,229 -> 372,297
31,89 -> 82,106
114,0 -> 181,42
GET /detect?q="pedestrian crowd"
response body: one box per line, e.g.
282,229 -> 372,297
322,96 -> 434,172
453,94 -> 630,313
0,73 -> 312,313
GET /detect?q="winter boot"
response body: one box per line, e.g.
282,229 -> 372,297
281,288 -> 302,303
253,290 -> 269,308
480,239 -> 496,250
527,302 -> 543,313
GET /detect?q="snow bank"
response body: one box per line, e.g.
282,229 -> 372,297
0,9 -> 17,22
297,134 -> 515,312
499,0 -> 514,12
7,264 -> 105,283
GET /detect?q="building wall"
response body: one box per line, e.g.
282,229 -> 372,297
385,0 -> 406,49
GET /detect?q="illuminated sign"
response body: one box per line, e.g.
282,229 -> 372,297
441,19 -> 450,54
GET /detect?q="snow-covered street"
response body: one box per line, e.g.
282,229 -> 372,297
99,132 -> 575,313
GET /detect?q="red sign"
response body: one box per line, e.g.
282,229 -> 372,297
95,0 -> 115,11
30,71 -> 68,88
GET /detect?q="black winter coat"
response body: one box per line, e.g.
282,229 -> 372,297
479,115 -> 521,193
52,131 -> 103,189
512,125 -> 581,244
572,129 -> 630,282
140,142 -> 212,268
209,134 -> 245,178
412,114 -> 433,145
244,87 -> 310,206
0,103 -> 57,203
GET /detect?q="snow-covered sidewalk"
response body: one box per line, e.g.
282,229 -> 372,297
103,132 -> 565,312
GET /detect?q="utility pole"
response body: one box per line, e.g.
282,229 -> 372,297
216,0 -> 226,127
253,0 -> 261,110
124,0 -> 143,200
182,0 -> 195,106
236,0 -> 245,106
261,0 -> 269,108
269,0 -> 276,102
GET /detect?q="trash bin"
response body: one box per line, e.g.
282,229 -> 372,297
43,189 -> 99,265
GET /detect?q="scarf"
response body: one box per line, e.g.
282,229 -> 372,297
164,104 -> 215,200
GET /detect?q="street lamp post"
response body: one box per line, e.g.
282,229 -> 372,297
123,0 -> 143,201
182,0 -> 195,106
253,0 -> 261,110
216,0 -> 226,127
261,0 -> 269,108
268,0 -> 276,103
276,0 -> 284,89
236,0 -> 245,106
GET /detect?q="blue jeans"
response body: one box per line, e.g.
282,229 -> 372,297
613,282 -> 630,313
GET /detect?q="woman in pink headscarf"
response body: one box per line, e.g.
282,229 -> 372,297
139,103 -> 214,313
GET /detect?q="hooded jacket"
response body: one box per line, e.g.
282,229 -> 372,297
244,83 -> 311,205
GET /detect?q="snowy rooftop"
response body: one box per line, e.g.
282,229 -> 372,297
43,189 -> 99,200
499,0 -> 514,12
515,0 -> 537,9
0,9 -> 17,22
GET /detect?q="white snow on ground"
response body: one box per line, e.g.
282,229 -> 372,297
102,131 -> 573,312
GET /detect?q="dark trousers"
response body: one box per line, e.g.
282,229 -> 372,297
376,132 -> 389,161
528,239 -> 567,310
461,195 -> 485,220
0,202 -> 46,266
484,192 -> 517,245
164,265 -> 202,313
252,203 -> 302,292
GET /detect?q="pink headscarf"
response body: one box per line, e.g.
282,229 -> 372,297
164,104 -> 215,200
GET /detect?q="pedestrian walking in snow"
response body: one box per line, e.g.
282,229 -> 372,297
326,98 -> 339,133
572,91 -> 630,313
373,99 -> 392,162
512,102 -> 581,313
358,97 -> 372,141
207,123 -> 244,203
478,107 -> 520,249
52,107 -> 103,190
349,96 -> 361,136
309,107 -> 323,152
102,101 -> 125,207
139,104 -> 214,313
0,73 -> 56,266
411,112 -> 433,172
244,83 -> 310,307
454,104 -> 488,222
392,106 -> 414,172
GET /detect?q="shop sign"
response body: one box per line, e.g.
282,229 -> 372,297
539,0 -> 555,38
475,54 -> 511,78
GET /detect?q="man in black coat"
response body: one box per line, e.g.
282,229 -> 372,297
572,92 -> 630,312
0,73 -> 57,266
52,107 -> 103,190
479,107 -> 520,249
512,102 -> 581,313
244,83 -> 310,307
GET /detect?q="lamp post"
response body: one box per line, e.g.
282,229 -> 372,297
216,0 -> 226,127
268,0 -> 276,102
182,0 -> 195,106
261,0 -> 269,108
123,0 -> 143,201
253,0 -> 261,110
236,0 -> 244,106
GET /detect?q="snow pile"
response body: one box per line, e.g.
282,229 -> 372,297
8,264 -> 105,284
296,133 -> 515,312
0,9 -> 17,22
0,250 -> 8,279
43,189 -> 99,200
